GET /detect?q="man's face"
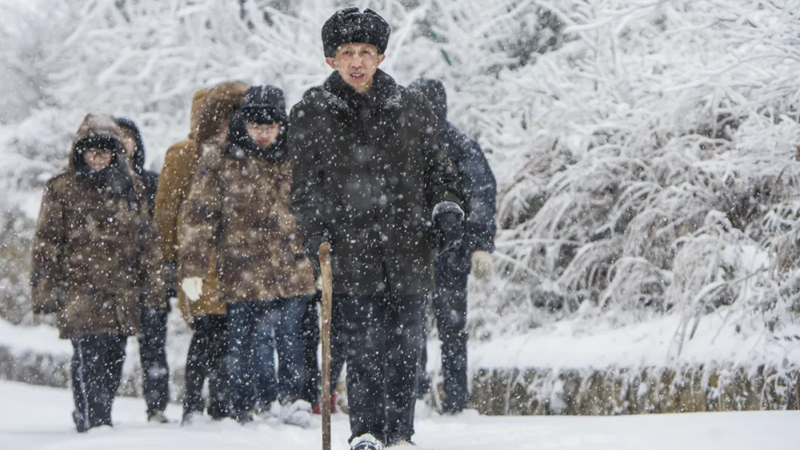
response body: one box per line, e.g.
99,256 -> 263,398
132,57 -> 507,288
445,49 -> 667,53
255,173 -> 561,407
246,122 -> 281,147
326,43 -> 386,94
83,147 -> 112,171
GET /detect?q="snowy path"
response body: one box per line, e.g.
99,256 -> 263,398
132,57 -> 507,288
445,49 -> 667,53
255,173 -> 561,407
1,381 -> 799,450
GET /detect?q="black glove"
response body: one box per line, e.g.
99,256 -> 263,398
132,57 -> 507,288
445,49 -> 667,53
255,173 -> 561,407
164,260 -> 178,299
434,211 -> 464,253
304,234 -> 329,277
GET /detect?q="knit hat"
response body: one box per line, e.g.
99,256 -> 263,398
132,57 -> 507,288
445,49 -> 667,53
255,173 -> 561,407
321,7 -> 391,58
228,85 -> 288,162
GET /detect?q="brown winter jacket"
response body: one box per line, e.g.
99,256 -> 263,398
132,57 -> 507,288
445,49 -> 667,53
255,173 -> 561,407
154,88 -> 226,322
30,114 -> 166,339
179,83 -> 315,302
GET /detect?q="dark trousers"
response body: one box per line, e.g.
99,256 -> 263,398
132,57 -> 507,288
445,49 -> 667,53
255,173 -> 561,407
301,295 -> 320,403
184,314 -> 229,418
301,293 -> 347,405
227,297 -> 307,416
337,293 -> 425,445
419,248 -> 470,413
70,334 -> 127,432
139,306 -> 170,416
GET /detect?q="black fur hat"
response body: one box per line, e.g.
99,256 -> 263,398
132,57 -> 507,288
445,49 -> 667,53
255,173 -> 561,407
240,85 -> 287,125
228,85 -> 288,162
322,7 -> 391,58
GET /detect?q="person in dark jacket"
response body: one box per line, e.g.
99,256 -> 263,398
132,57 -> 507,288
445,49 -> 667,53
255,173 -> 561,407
31,114 -> 166,432
117,117 -> 171,424
409,78 -> 497,414
289,8 -> 462,450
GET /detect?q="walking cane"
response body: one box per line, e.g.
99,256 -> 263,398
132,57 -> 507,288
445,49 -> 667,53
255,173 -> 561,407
319,242 -> 333,450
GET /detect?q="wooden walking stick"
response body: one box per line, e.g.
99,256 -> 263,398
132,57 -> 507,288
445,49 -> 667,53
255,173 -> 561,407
319,242 -> 333,450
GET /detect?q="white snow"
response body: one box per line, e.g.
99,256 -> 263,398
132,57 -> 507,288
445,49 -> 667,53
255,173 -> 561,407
1,380 -> 798,450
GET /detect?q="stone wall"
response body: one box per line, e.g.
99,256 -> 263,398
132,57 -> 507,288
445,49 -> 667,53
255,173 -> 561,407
3,342 -> 799,415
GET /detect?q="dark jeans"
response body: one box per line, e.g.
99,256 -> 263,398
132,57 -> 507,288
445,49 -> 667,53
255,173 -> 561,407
184,314 -> 229,419
71,334 -> 127,432
418,247 -> 471,413
139,306 -> 170,416
227,296 -> 307,416
337,293 -> 425,445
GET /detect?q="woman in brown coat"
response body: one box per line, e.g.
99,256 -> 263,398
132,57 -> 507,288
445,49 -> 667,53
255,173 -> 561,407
155,86 -> 232,424
30,114 -> 165,432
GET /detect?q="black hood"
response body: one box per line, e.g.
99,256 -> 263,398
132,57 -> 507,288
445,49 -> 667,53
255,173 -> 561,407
322,7 -> 391,57
116,117 -> 146,175
408,78 -> 447,124
227,85 -> 288,162
73,135 -> 135,197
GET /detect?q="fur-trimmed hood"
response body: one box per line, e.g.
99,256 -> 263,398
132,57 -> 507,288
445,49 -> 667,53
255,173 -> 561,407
196,82 -> 248,145
189,87 -> 211,140
69,113 -> 126,174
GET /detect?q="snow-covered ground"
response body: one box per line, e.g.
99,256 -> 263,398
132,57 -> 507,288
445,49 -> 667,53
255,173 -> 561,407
1,380 -> 799,450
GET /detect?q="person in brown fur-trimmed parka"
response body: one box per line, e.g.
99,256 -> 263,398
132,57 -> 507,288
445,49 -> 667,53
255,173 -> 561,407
178,83 -> 316,426
154,86 -> 233,425
31,113 -> 165,433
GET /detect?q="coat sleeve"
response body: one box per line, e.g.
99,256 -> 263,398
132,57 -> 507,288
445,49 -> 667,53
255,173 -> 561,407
154,142 -> 195,263
178,144 -> 223,281
30,179 -> 66,314
289,103 -> 330,242
460,136 -> 497,252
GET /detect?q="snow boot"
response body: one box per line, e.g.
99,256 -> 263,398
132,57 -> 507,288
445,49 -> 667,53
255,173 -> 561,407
72,410 -> 90,433
351,433 -> 384,450
181,411 -> 196,426
386,442 -> 415,448
232,409 -> 254,425
282,399 -> 312,428
147,410 -> 169,423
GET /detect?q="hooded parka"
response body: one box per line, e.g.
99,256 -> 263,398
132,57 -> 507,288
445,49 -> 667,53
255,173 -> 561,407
30,114 -> 165,339
154,88 -> 227,322
178,83 -> 315,302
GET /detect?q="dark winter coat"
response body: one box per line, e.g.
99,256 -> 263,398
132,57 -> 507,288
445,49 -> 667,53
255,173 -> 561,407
289,70 -> 461,296
30,114 -> 166,339
408,79 -> 497,253
179,83 -> 316,302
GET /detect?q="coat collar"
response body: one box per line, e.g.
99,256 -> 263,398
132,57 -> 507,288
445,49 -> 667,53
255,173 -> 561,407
322,69 -> 401,114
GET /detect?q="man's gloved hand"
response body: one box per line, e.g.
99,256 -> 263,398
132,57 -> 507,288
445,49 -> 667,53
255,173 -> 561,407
304,234 -> 329,277
434,210 -> 464,253
471,251 -> 494,280
181,277 -> 204,302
